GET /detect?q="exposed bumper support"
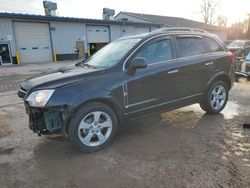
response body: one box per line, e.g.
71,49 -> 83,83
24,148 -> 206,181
25,103 -> 70,135
235,71 -> 249,78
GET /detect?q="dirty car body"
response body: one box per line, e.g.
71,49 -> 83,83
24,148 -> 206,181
18,28 -> 235,152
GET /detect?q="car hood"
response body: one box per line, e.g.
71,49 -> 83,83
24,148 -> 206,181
20,65 -> 104,91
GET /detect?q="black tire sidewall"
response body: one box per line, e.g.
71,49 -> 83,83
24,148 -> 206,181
205,81 -> 229,113
68,102 -> 118,152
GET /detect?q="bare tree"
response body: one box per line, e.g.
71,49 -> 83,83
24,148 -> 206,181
200,0 -> 217,24
217,15 -> 227,27
229,19 -> 249,39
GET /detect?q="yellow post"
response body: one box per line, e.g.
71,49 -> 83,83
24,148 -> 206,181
87,48 -> 90,57
53,50 -> 57,63
16,51 -> 21,65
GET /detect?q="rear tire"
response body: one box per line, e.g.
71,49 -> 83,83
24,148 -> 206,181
200,81 -> 228,114
68,102 -> 119,152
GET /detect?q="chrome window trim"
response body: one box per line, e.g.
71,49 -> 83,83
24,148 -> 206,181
122,82 -> 128,108
122,34 -> 227,71
138,51 -> 225,68
126,98 -> 157,108
124,93 -> 203,115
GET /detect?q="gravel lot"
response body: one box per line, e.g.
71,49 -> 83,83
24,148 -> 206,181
0,62 -> 250,188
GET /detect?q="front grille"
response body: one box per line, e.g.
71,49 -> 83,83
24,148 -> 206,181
18,87 -> 27,98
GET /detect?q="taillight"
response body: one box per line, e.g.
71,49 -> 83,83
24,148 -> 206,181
227,51 -> 236,63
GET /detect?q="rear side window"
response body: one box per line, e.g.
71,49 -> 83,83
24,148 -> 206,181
204,37 -> 224,52
176,37 -> 206,58
135,39 -> 173,64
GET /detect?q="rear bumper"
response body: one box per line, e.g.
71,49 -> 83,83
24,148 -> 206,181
25,102 -> 71,135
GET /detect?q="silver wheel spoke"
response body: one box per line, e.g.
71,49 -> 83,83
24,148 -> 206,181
79,121 -> 91,130
212,90 -> 217,96
99,120 -> 112,128
93,112 -> 101,123
216,87 -> 222,94
97,132 -> 106,142
220,93 -> 226,100
83,132 -> 94,145
215,100 -> 220,108
211,98 -> 216,106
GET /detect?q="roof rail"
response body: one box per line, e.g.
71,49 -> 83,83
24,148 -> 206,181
152,27 -> 208,33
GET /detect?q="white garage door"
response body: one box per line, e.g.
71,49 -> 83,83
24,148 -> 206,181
134,27 -> 150,34
14,22 -> 52,63
87,26 -> 110,43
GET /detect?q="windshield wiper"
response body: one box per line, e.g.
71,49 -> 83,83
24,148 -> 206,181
75,60 -> 84,67
82,63 -> 96,69
75,61 -> 96,69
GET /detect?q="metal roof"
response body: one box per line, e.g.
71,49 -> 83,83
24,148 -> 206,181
0,12 -> 161,27
116,12 -> 224,31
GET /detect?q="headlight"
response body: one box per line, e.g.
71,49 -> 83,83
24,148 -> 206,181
26,90 -> 55,107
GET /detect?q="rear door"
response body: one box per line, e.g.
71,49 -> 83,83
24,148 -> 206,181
203,36 -> 229,76
174,35 -> 211,98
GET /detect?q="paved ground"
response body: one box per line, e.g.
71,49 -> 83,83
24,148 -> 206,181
0,62 -> 250,188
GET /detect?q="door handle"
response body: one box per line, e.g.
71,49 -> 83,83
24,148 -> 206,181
205,62 -> 214,66
168,69 -> 179,74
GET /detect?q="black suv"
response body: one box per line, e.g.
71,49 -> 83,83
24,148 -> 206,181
18,28 -> 235,152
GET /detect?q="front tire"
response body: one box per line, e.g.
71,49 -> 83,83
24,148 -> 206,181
200,81 -> 229,114
68,102 -> 119,152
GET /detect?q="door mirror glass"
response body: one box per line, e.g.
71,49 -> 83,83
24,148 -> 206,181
130,57 -> 147,70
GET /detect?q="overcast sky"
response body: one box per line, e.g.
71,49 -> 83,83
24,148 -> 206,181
0,0 -> 249,25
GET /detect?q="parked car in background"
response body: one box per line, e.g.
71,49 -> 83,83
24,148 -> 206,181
224,40 -> 234,46
18,28 -> 235,152
227,40 -> 250,57
244,52 -> 250,72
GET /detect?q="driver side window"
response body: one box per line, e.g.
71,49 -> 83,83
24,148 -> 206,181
135,39 -> 173,65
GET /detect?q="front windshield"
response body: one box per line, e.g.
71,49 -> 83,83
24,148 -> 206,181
84,38 -> 141,68
228,41 -> 245,48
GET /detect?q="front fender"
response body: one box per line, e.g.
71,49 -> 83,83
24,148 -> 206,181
68,89 -> 124,120
69,90 -> 117,107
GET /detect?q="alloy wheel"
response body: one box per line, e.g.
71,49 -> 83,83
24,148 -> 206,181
210,85 -> 226,110
78,111 -> 113,147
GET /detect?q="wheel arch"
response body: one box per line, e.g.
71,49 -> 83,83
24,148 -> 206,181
66,97 -> 123,134
207,72 -> 232,90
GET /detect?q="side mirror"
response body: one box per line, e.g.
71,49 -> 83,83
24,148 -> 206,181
129,57 -> 147,72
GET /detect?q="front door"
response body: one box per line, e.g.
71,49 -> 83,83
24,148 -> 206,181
0,43 -> 11,64
123,36 -> 179,114
76,41 -> 85,60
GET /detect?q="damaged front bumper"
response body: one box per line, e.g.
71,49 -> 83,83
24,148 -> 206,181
25,103 -> 70,136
